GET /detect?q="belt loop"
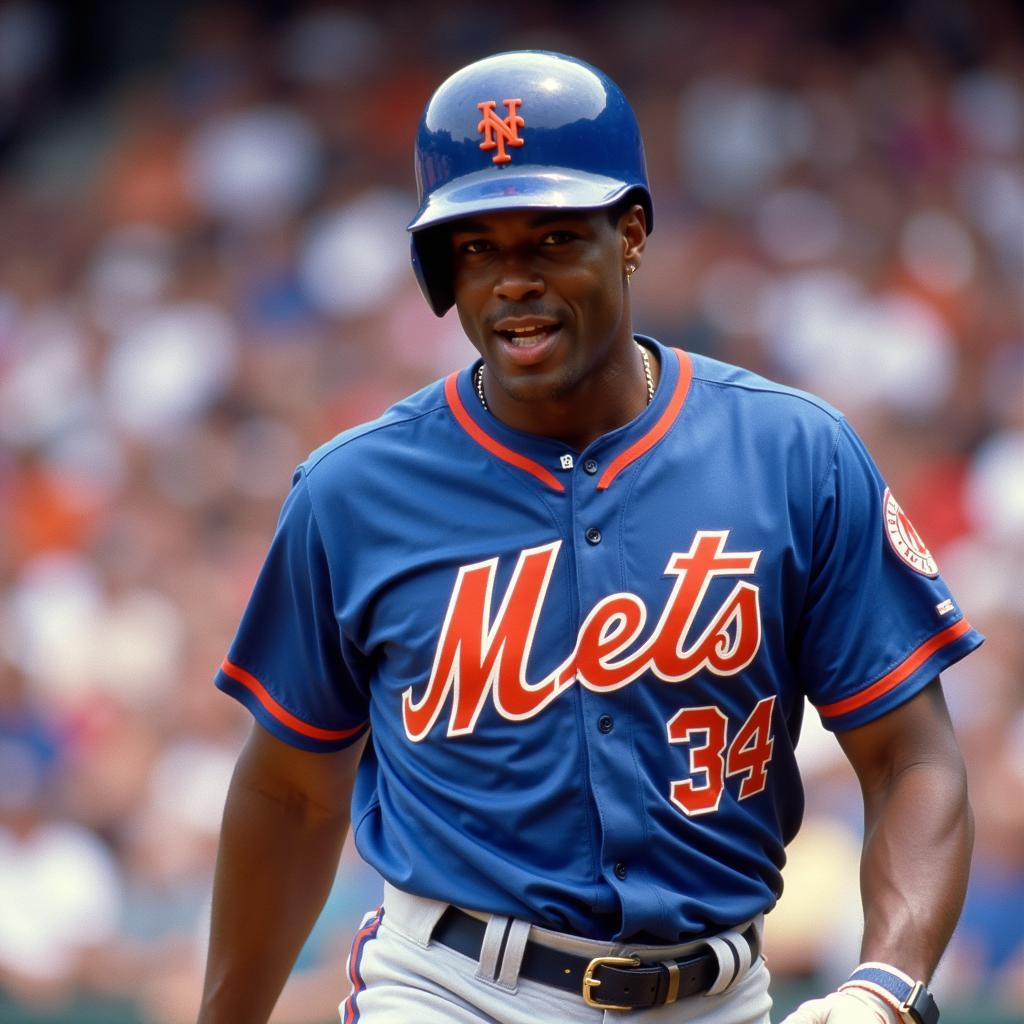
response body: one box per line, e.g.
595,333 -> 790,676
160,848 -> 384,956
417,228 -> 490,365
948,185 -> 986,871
495,919 -> 532,990
381,882 -> 448,948
660,959 -> 681,1003
475,915 -> 512,984
703,929 -> 754,996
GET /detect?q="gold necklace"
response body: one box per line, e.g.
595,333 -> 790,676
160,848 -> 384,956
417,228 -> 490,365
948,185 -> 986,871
473,342 -> 654,412
638,343 -> 654,404
474,362 -> 488,410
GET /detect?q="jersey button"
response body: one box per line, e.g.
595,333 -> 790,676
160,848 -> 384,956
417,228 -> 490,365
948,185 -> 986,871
583,459 -> 599,475
614,862 -> 628,881
585,527 -> 602,545
598,714 -> 613,734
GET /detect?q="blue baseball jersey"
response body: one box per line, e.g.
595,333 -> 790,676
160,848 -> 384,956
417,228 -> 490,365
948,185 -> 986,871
216,337 -> 982,942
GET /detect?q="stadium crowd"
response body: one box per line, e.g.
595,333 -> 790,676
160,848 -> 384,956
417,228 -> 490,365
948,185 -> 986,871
0,2 -> 1021,1021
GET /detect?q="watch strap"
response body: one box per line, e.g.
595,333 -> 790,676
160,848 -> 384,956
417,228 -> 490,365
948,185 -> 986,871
839,963 -> 940,1024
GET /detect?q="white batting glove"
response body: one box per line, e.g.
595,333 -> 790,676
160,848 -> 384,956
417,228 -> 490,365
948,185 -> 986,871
778,988 -> 899,1023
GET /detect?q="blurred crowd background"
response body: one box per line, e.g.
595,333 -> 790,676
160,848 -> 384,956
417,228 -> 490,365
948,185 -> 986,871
0,1 -> 1021,1022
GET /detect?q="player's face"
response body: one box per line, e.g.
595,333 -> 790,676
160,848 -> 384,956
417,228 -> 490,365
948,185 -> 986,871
448,205 -> 646,415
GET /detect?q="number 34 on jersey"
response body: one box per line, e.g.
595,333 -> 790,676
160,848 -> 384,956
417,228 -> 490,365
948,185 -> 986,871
402,529 -> 777,818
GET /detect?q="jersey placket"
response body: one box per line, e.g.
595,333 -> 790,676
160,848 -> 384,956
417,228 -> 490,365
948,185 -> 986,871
568,439 -> 656,939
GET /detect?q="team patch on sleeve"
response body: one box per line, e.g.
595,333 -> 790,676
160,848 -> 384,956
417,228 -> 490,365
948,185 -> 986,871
882,488 -> 938,577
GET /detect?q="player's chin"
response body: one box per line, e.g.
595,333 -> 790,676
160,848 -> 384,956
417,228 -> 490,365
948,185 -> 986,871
493,361 -> 577,405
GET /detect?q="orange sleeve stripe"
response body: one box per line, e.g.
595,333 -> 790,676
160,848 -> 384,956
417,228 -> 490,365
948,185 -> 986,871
597,348 -> 693,490
445,373 -> 565,492
816,619 -> 973,719
219,658 -> 366,742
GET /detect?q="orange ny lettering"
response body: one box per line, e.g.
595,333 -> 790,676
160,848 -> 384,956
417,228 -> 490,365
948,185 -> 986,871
477,98 -> 525,164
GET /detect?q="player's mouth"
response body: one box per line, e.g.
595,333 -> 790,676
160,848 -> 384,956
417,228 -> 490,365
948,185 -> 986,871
492,318 -> 562,366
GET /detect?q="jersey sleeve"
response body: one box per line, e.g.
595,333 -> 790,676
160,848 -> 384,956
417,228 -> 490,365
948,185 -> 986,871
797,418 -> 983,731
215,468 -> 369,752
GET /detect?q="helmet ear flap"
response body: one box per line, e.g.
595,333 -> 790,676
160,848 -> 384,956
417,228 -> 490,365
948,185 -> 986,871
411,226 -> 455,317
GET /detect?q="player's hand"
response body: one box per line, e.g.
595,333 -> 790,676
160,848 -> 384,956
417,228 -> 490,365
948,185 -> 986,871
778,988 -> 899,1023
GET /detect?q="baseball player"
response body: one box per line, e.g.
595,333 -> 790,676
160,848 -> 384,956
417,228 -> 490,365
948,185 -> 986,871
198,52 -> 983,1024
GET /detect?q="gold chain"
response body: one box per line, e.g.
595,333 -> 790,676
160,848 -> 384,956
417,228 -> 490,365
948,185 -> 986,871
474,343 -> 654,412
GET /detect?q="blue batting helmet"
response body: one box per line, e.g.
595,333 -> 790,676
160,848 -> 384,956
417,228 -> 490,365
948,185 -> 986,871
407,51 -> 653,316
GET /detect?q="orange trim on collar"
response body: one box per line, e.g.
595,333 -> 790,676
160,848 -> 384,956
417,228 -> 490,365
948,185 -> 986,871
597,348 -> 692,490
444,372 -> 565,493
816,619 -> 972,719
220,658 -> 366,742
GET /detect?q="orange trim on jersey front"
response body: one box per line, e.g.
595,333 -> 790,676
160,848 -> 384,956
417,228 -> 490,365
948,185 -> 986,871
444,372 -> 565,492
816,619 -> 973,719
597,348 -> 693,490
219,658 -> 366,742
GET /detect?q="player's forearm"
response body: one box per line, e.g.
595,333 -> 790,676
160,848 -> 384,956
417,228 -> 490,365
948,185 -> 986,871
198,771 -> 350,1024
857,755 -> 973,980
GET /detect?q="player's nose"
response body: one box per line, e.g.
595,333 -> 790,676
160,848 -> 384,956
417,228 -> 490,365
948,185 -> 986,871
493,258 -> 545,302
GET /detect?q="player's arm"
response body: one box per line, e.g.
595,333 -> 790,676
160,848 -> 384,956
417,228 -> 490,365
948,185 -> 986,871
839,677 -> 972,977
197,722 -> 367,1024
781,677 -> 972,1023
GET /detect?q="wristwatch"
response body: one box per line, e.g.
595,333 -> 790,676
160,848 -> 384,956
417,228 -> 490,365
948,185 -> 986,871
843,964 -> 940,1024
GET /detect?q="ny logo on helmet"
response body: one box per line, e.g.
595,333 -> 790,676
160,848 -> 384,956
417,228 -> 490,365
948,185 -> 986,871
477,98 -> 525,164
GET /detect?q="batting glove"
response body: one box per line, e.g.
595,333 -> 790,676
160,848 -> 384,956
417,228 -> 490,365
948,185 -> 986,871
779,961 -> 940,1024
778,988 -> 898,1023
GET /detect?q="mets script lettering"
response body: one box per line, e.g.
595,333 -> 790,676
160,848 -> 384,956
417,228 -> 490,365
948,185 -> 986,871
402,530 -> 761,741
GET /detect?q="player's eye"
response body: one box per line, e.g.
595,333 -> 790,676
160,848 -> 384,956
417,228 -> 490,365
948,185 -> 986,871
540,230 -> 577,245
458,239 -> 492,254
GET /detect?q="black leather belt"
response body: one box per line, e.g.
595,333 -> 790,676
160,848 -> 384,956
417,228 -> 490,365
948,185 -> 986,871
432,906 -> 760,1011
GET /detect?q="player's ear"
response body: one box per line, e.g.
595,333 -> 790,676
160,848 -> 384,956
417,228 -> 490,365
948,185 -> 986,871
620,203 -> 647,274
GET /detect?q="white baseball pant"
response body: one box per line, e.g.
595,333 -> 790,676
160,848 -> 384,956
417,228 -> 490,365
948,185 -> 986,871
340,883 -> 772,1023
